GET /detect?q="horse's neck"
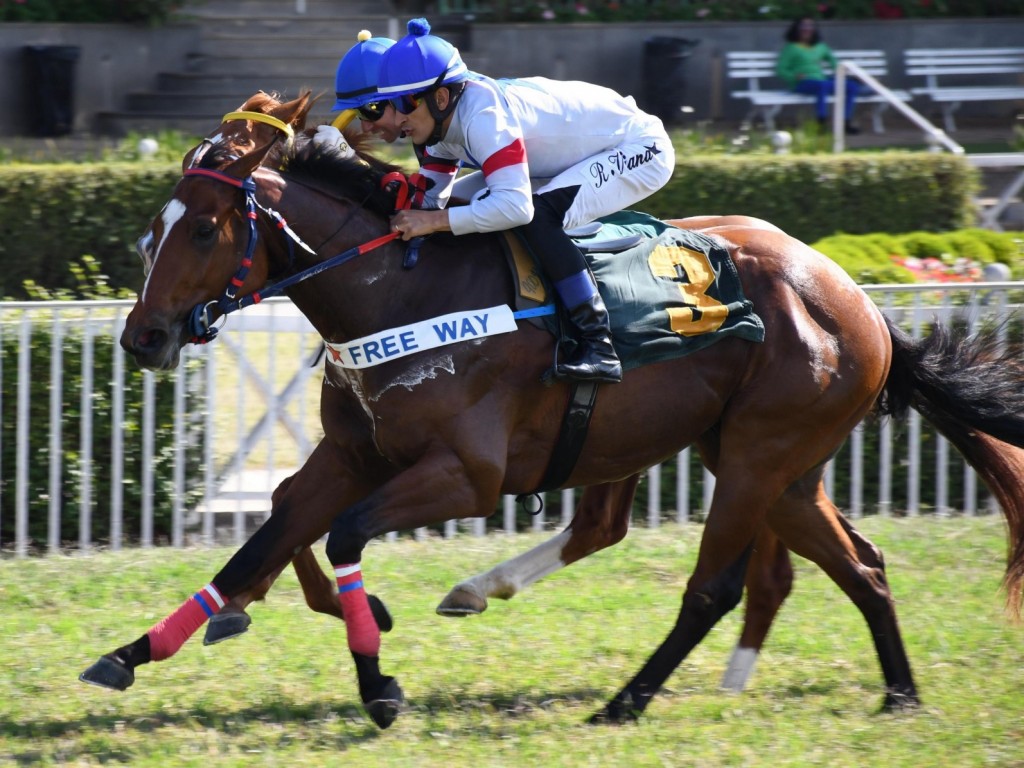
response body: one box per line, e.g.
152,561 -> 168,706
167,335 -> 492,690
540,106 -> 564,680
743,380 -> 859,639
263,174 -> 512,346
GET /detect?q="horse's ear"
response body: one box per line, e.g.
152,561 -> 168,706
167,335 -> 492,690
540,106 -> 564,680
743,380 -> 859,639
274,90 -> 318,132
223,139 -> 276,178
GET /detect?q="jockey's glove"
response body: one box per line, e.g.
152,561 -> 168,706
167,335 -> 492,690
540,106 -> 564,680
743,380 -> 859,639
313,125 -> 355,158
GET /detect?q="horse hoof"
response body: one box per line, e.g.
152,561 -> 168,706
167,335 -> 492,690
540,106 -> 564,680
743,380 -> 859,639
79,656 -> 134,691
364,677 -> 404,730
203,611 -> 252,645
588,693 -> 640,725
882,690 -> 921,712
436,584 -> 488,617
368,594 -> 394,633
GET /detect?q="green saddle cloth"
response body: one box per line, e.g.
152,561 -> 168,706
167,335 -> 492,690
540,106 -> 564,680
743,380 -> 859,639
565,211 -> 765,372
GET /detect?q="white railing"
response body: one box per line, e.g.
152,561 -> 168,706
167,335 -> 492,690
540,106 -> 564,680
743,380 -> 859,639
834,60 -> 964,154
0,283 -> 1020,555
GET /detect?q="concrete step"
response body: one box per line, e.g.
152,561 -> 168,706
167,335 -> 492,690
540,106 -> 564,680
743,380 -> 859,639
125,90 -> 330,114
187,52 -> 348,76
101,1 -> 481,138
154,73 -> 337,105
203,33 -> 377,58
181,0 -> 390,19
185,15 -> 396,37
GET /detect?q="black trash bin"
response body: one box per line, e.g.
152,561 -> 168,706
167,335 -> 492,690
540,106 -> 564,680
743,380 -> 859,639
642,37 -> 699,125
24,45 -> 80,137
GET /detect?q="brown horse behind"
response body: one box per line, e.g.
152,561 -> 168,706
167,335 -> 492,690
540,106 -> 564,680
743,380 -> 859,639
81,92 -> 1024,729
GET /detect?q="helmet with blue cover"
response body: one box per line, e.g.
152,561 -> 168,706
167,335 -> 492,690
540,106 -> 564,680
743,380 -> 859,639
376,18 -> 471,145
376,18 -> 469,99
331,30 -> 395,129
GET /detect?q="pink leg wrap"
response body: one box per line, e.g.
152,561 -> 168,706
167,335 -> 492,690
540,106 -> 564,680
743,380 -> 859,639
335,564 -> 381,657
147,583 -> 225,661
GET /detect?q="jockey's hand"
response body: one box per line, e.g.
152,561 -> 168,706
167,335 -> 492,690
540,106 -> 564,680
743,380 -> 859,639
390,209 -> 451,241
312,125 -> 354,158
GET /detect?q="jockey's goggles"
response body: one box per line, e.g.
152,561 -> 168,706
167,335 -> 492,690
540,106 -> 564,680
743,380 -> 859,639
393,92 -> 426,115
391,69 -> 448,115
357,100 -> 389,122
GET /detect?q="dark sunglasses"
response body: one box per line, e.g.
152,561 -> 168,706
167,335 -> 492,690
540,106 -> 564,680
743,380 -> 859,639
357,100 -> 389,122
392,92 -> 426,116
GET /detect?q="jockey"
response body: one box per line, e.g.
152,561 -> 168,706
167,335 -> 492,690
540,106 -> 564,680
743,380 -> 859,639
375,18 -> 675,384
327,30 -> 402,143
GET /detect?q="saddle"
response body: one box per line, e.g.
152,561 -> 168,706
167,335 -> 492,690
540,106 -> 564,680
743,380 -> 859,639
497,210 -> 765,497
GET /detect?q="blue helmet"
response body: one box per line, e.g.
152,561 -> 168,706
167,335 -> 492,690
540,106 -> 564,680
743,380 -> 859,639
376,18 -> 469,99
333,30 -> 396,111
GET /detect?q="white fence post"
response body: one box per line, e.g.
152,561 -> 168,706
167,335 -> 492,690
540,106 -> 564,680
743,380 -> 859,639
0,286 -> 1019,553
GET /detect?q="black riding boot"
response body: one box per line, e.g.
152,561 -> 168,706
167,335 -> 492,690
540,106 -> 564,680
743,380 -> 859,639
559,292 -> 622,383
520,187 -> 623,383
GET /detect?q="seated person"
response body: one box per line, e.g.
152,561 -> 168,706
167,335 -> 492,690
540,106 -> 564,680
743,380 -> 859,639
776,16 -> 861,134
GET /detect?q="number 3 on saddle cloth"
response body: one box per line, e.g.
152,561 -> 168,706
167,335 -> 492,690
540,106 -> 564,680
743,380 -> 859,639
502,210 -> 765,372
500,210 -> 765,498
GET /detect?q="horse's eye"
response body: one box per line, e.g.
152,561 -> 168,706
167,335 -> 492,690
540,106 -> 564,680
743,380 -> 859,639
194,221 -> 217,243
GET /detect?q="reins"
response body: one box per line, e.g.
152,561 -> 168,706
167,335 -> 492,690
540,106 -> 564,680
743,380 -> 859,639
182,109 -> 420,344
182,166 -> 405,344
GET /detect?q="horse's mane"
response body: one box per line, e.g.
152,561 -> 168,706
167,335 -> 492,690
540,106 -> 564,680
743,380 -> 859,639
196,88 -> 410,220
281,140 -> 404,220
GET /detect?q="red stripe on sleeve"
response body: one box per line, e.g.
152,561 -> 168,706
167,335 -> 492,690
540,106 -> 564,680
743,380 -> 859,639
482,139 -> 526,178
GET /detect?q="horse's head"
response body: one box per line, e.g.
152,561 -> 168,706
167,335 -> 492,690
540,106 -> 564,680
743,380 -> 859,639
123,136 -> 283,370
181,90 -> 316,172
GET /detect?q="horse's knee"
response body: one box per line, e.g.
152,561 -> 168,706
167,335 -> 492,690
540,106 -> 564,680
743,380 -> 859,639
325,505 -> 370,564
213,504 -> 293,596
270,474 -> 295,507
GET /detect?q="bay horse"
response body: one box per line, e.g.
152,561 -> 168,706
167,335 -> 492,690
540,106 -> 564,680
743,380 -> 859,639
81,91 -> 1024,729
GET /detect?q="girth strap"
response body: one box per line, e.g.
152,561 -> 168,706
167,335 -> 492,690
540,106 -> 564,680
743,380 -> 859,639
530,380 -> 600,494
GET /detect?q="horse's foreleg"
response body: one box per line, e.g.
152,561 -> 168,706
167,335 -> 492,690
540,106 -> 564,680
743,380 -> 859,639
205,474 -> 390,645
720,526 -> 794,692
437,476 -> 641,616
324,447 -> 507,729
80,440 -> 371,693
769,479 -> 918,710
206,545 -> 351,645
80,508 -> 308,692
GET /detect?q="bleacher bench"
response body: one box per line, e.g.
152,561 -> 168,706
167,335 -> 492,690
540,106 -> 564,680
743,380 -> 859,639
904,48 -> 1024,133
727,49 -> 912,133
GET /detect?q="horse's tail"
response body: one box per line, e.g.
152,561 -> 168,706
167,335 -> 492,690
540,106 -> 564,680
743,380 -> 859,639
878,315 -> 1024,619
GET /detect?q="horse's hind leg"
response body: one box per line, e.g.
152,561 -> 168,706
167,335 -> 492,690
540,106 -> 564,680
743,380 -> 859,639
720,527 -> 794,692
593,460 -> 776,723
768,475 -> 919,710
437,475 -> 641,616
695,436 -> 795,693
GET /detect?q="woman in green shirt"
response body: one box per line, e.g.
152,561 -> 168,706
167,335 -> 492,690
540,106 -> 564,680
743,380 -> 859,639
776,16 -> 861,134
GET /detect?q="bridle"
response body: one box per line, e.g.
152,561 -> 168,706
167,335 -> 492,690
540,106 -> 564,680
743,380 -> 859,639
179,111 -> 414,344
182,166 -> 404,344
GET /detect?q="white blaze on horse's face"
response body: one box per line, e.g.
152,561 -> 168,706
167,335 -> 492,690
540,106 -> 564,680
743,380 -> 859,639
140,198 -> 187,303
136,231 -> 154,276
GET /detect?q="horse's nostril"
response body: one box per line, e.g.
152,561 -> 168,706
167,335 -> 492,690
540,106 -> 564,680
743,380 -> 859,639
133,328 -> 165,352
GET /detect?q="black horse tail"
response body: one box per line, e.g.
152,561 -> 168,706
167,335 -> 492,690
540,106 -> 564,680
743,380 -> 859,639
878,315 -> 1024,619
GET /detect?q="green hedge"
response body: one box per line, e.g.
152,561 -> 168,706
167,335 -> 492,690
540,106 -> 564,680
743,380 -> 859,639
0,163 -> 177,299
642,153 -> 978,244
0,152 -> 979,299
